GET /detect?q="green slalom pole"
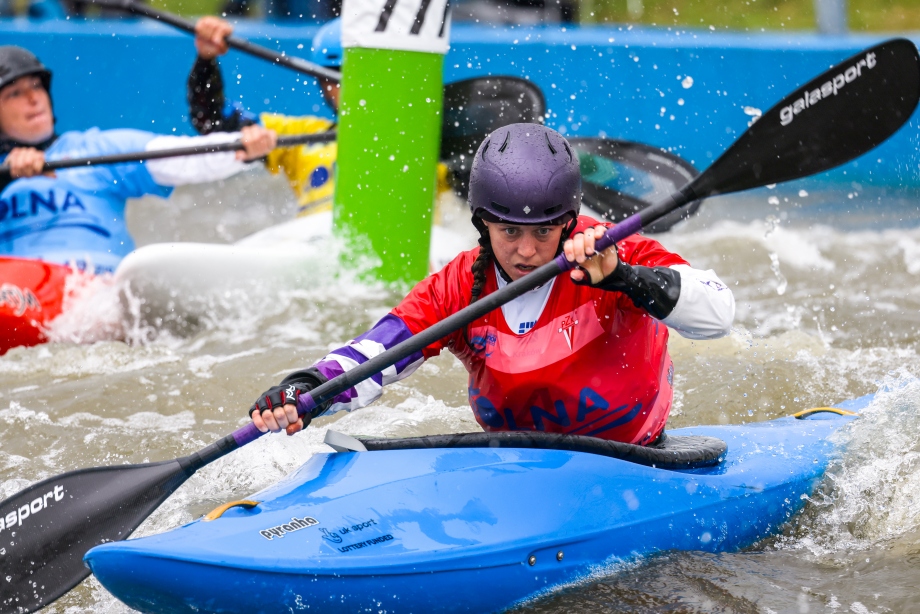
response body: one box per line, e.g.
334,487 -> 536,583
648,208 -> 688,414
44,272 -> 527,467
335,0 -> 451,286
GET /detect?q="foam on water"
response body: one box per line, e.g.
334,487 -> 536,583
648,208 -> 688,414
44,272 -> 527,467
44,270 -> 126,345
780,376 -> 920,558
7,184 -> 920,612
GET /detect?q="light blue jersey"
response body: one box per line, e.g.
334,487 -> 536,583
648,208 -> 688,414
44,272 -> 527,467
0,128 -> 172,274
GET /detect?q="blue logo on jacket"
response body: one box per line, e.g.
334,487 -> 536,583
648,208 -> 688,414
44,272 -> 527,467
0,189 -> 86,221
0,190 -> 110,242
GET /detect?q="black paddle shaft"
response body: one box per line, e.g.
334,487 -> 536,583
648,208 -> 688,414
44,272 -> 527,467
78,0 -> 341,81
1,38 -> 918,614
0,132 -> 335,177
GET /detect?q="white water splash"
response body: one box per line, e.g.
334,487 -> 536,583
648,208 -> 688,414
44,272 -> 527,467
782,376 -> 920,558
44,269 -> 124,344
769,252 -> 788,296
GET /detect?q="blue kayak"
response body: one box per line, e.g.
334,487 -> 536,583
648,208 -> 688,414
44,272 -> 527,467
84,398 -> 866,613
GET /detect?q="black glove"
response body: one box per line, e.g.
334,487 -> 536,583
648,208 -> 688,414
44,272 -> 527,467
574,258 -> 681,320
248,368 -> 330,426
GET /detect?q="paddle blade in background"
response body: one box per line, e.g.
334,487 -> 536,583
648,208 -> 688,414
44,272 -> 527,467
438,77 -> 704,232
569,137 -> 700,233
440,76 -> 547,198
691,38 -> 920,199
0,461 -> 189,614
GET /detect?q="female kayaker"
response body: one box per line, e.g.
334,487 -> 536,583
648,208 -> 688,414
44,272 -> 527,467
0,45 -> 277,274
250,124 -> 735,445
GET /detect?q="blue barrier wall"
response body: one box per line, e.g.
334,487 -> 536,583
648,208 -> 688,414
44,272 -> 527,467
3,17 -> 919,187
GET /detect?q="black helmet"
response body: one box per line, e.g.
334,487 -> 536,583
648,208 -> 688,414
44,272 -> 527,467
0,46 -> 52,94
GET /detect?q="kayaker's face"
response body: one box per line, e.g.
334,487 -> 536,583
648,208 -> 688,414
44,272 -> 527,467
0,76 -> 54,144
318,77 -> 340,113
484,221 -> 563,281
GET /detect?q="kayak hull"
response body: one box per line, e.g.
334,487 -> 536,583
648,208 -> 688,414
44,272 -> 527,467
85,403 -> 864,613
113,212 -> 474,335
0,256 -> 69,354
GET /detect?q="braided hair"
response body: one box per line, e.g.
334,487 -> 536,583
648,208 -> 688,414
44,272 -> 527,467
461,218 -> 494,352
469,217 -> 493,306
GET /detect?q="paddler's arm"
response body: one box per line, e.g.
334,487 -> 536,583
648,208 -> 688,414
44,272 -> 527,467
187,16 -> 258,135
250,253 -> 469,435
659,264 -> 735,340
143,124 -> 277,186
567,224 -> 734,340
251,313 -> 429,435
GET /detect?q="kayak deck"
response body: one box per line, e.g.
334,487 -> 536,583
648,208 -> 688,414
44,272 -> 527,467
85,406 -> 862,614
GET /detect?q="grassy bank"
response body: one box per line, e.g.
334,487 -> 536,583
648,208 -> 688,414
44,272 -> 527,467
149,0 -> 224,17
583,0 -> 920,32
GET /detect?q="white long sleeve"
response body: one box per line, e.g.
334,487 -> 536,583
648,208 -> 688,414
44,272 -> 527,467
144,133 -> 251,186
662,264 -> 735,340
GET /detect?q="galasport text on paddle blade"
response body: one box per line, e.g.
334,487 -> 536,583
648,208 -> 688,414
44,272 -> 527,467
0,461 -> 191,614
690,38 -> 920,198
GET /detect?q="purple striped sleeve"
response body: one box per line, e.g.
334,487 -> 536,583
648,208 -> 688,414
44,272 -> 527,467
311,314 -> 424,411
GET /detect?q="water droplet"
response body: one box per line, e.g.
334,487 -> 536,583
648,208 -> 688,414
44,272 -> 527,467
681,76 -> 694,89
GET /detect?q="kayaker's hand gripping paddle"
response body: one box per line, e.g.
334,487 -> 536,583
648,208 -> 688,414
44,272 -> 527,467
1,38 -> 917,614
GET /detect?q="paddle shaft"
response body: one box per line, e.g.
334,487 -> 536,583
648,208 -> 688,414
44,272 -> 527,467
0,132 -> 335,176
82,0 -> 340,82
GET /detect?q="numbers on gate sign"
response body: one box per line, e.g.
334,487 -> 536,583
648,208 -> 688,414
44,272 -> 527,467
373,0 -> 450,38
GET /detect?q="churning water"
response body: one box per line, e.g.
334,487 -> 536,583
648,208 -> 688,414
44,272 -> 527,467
2,169 -> 920,613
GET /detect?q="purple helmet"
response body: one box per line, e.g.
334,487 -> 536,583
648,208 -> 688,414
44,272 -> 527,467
468,123 -> 581,224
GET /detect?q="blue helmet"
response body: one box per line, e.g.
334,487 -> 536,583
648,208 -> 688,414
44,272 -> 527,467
311,18 -> 342,69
